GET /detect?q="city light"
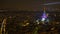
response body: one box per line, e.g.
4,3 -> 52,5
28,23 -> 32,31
41,18 -> 45,21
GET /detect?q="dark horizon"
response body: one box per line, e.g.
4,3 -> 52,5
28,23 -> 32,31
0,0 -> 60,11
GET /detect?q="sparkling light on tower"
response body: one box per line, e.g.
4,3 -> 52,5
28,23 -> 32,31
41,8 -> 47,21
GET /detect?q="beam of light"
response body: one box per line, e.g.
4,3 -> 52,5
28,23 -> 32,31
42,2 -> 60,5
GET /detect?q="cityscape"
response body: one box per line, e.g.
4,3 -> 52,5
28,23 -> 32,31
0,0 -> 60,34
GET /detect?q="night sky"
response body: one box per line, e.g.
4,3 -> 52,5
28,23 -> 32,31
0,0 -> 60,11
